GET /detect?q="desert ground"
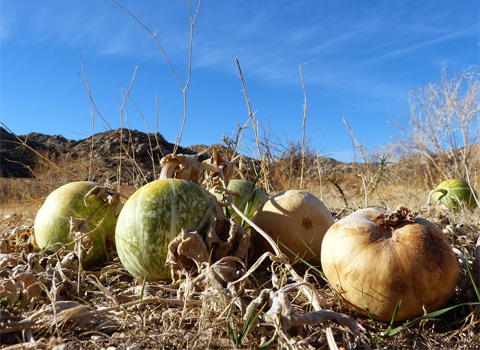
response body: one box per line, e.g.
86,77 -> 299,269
1,127 -> 479,349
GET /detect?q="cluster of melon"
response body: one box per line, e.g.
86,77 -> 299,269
33,173 -> 477,322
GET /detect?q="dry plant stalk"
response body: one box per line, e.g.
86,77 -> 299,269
394,65 -> 480,183
474,235 -> 480,287
78,53 -> 153,187
110,0 -> 202,155
342,117 -> 388,207
299,62 -> 308,189
235,58 -> 271,192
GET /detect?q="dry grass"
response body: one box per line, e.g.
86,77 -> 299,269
1,4 -> 479,349
1,143 -> 479,349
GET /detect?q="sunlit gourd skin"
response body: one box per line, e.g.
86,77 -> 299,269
34,181 -> 122,266
115,178 -> 215,281
321,207 -> 459,322
251,190 -> 334,263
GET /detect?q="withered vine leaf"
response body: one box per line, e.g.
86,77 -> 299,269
166,217 -> 249,285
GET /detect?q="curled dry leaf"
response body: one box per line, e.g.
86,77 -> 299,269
159,148 -> 236,191
166,229 -> 209,281
16,271 -> 43,307
166,217 -> 249,285
202,147 -> 235,191
245,285 -> 366,343
206,217 -> 249,260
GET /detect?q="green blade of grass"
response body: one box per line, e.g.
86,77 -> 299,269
388,301 -> 480,336
384,300 -> 402,337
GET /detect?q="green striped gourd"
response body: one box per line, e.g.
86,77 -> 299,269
34,181 -> 122,266
115,178 -> 214,281
430,179 -> 478,210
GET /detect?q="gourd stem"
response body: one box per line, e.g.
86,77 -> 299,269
199,162 -> 220,173
427,188 -> 448,205
159,159 -> 180,179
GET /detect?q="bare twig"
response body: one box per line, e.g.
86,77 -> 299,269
235,58 -> 270,192
116,66 -> 139,187
299,62 -> 308,189
110,0 -> 203,155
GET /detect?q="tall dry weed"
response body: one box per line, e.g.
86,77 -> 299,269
394,65 -> 480,187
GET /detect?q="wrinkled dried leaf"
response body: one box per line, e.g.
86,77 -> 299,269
166,217 -> 249,285
202,148 -> 235,191
206,218 -> 249,260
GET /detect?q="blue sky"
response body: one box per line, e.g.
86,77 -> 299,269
1,1 -> 478,161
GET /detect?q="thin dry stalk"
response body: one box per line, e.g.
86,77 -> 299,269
343,117 -> 372,207
235,58 -> 270,192
79,53 -> 160,186
110,0 -> 202,155
116,66 -> 139,188
299,62 -> 308,189
125,91 -> 159,179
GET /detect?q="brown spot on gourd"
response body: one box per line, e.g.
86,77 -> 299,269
387,277 -> 408,296
302,217 -> 313,230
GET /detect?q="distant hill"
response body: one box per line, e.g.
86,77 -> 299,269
0,128 -> 195,183
0,127 -> 350,185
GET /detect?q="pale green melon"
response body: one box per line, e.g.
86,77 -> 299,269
431,179 -> 478,210
115,179 -> 215,281
213,179 -> 268,223
34,181 -> 122,266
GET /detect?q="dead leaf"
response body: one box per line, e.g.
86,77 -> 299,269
166,217 -> 250,286
0,278 -> 20,304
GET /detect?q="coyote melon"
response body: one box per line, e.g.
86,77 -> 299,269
34,181 -> 122,266
214,179 -> 268,222
115,178 -> 215,281
431,179 -> 478,210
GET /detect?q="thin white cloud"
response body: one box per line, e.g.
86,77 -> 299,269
373,29 -> 474,62
2,0 -> 477,98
